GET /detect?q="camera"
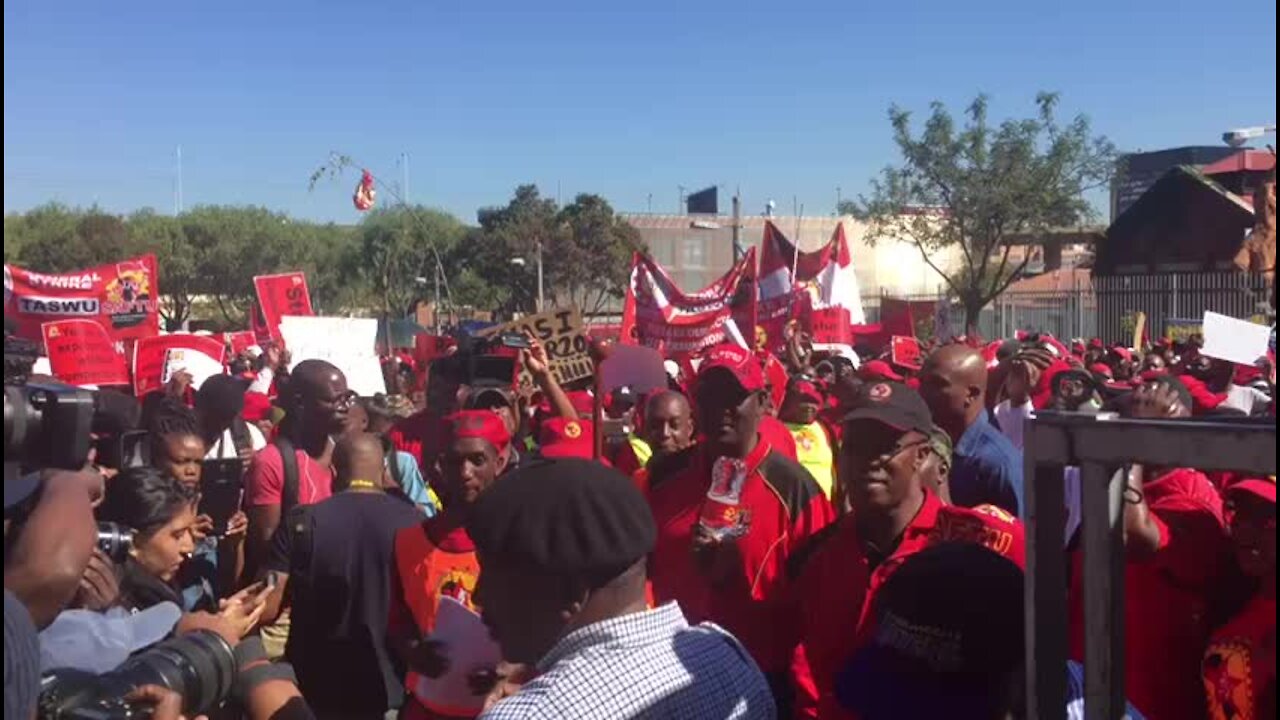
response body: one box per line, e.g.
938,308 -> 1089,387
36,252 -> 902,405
39,630 -> 237,720
96,522 -> 135,564
4,382 -> 97,471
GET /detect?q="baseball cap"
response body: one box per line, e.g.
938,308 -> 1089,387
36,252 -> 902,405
836,543 -> 1025,720
39,602 -> 182,675
697,345 -> 765,392
788,378 -> 824,404
446,410 -> 511,452
539,417 -> 595,460
841,382 -> 933,435
1227,477 -> 1277,504
860,360 -> 904,383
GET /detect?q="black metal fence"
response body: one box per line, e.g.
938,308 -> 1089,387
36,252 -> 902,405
864,271 -> 1272,343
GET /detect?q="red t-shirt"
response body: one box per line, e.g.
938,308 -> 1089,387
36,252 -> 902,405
1069,468 -> 1231,720
782,492 -> 1025,720
759,415 -> 799,461
646,438 -> 835,674
244,443 -> 334,508
1202,595 -> 1277,720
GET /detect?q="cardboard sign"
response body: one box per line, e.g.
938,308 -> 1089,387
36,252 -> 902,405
477,308 -> 593,395
6,255 -> 161,343
891,335 -> 923,370
1201,312 -> 1271,366
253,273 -> 313,342
162,347 -> 226,390
278,315 -> 385,396
41,320 -> 130,387
132,334 -> 228,397
805,307 -> 852,345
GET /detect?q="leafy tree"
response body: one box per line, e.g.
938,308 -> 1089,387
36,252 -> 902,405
553,193 -> 643,315
845,93 -> 1116,333
357,205 -> 466,317
127,209 -> 198,328
465,185 -> 561,316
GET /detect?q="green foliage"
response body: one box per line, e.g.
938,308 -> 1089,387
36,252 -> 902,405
846,92 -> 1116,331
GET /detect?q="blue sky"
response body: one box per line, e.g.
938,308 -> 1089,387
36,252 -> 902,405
4,0 -> 1275,225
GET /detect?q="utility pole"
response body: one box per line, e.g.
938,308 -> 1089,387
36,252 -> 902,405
731,192 -> 743,261
175,145 -> 184,215
536,239 -> 546,312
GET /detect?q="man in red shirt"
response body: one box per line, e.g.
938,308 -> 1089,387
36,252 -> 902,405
782,381 -> 1025,720
647,344 -> 835,704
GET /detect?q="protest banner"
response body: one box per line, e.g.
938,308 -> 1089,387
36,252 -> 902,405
1201,312 -> 1271,366
621,249 -> 758,357
132,334 -> 228,397
6,255 -> 161,343
477,308 -> 593,395
278,316 -> 384,396
758,222 -> 864,352
891,335 -> 923,370
253,272 -> 313,342
41,320 -> 130,387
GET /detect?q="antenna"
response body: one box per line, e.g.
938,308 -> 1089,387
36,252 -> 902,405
175,145 -> 184,215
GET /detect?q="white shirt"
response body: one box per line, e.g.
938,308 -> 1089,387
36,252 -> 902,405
205,423 -> 267,460
994,398 -> 1035,451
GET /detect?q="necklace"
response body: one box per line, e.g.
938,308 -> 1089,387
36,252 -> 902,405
346,479 -> 381,492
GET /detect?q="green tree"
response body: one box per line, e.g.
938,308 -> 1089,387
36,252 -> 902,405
845,93 -> 1116,333
464,185 -> 561,316
126,209 -> 198,328
356,205 -> 467,317
553,193 -> 642,315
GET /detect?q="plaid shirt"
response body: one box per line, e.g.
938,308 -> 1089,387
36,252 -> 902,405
479,602 -> 776,720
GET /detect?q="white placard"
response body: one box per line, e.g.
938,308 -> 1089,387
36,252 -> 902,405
278,316 -> 385,396
162,348 -> 225,390
414,596 -> 502,714
1201,311 -> 1270,366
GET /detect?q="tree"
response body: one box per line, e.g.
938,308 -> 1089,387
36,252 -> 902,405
127,209 -> 198,328
356,205 -> 467,317
553,193 -> 643,315
465,185 -> 561,316
845,93 -> 1116,333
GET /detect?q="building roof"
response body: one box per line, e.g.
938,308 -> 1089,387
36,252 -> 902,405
1201,150 -> 1276,177
1004,268 -> 1092,294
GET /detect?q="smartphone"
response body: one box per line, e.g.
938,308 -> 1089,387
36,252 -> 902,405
199,460 -> 244,536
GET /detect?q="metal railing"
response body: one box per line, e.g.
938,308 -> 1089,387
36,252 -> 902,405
1023,413 -> 1276,720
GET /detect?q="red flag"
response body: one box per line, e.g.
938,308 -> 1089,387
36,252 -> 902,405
891,335 -> 923,370
353,169 -> 376,211
41,320 -> 130,387
758,221 -> 863,352
253,272 -> 314,343
6,255 -> 161,343
131,334 -> 228,397
621,248 -> 758,357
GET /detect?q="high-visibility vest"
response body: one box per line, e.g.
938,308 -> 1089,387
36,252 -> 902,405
628,434 -> 653,468
786,421 -> 835,499
393,525 -> 483,717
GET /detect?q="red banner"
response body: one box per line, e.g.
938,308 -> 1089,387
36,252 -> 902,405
224,331 -> 258,356
41,320 -> 130,387
5,255 -> 161,343
880,297 -> 940,342
804,306 -> 852,345
132,334 -> 228,397
621,249 -> 758,357
891,335 -> 923,370
253,272 -> 313,342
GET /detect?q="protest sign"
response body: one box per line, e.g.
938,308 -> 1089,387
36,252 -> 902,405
414,334 -> 456,366
41,320 -> 130,387
132,334 -> 228,397
6,255 -> 161,343
1131,311 -> 1147,350
278,316 -> 385,396
891,335 -> 923,370
804,306 -> 852,346
1201,312 -> 1271,366
622,249 -> 758,357
477,308 -> 593,395
253,272 -> 313,342
224,331 -> 258,356
1164,318 -> 1202,343
162,347 -> 226,391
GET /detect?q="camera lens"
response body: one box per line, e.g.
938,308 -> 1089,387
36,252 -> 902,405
105,631 -> 236,716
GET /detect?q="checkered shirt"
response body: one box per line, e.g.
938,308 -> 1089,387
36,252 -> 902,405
479,602 -> 776,720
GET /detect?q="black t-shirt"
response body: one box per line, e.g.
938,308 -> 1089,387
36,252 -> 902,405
268,491 -> 423,715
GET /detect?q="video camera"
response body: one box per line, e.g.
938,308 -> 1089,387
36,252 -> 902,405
433,331 -> 527,389
4,382 -> 97,472
39,630 -> 237,720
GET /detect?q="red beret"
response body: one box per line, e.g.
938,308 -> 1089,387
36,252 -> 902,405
446,410 -> 511,452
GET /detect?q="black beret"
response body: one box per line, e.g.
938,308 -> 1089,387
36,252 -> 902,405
467,458 -> 656,583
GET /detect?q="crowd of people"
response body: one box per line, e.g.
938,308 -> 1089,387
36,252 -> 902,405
3,318 -> 1276,720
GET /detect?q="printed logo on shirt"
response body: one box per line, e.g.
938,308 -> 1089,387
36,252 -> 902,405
934,511 -> 1015,557
438,569 -> 478,611
1203,639 -> 1253,720
563,421 -> 583,439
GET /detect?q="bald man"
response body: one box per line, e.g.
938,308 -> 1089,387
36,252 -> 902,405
263,431 -> 425,719
919,345 -> 1024,515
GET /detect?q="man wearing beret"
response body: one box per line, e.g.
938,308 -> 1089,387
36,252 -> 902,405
780,381 -> 1025,720
389,411 -> 511,720
646,344 -> 835,708
471,458 -> 776,720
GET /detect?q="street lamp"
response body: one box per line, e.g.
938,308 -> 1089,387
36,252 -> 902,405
1223,125 -> 1276,147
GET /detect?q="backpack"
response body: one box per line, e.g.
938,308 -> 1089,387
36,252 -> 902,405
273,436 -> 303,516
229,416 -> 255,458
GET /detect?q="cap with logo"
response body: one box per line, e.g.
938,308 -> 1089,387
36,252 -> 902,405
539,417 -> 595,460
841,381 -> 934,436
697,345 -> 765,392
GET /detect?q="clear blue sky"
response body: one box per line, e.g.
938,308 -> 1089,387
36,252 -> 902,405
4,0 -> 1275,225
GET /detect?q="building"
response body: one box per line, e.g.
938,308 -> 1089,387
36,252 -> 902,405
1111,146 -> 1240,221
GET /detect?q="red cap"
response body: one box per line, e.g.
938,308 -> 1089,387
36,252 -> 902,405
242,391 -> 273,422
1227,477 -> 1277,504
446,410 -> 511,452
861,360 -> 904,383
565,390 -> 595,417
789,379 -> 823,404
698,345 -> 765,392
1110,347 -> 1134,362
538,417 -> 594,459
1088,338 -> 1104,349
1089,363 -> 1113,378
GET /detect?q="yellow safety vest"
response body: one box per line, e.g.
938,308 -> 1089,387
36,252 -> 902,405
628,434 -> 653,468
786,421 -> 834,499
